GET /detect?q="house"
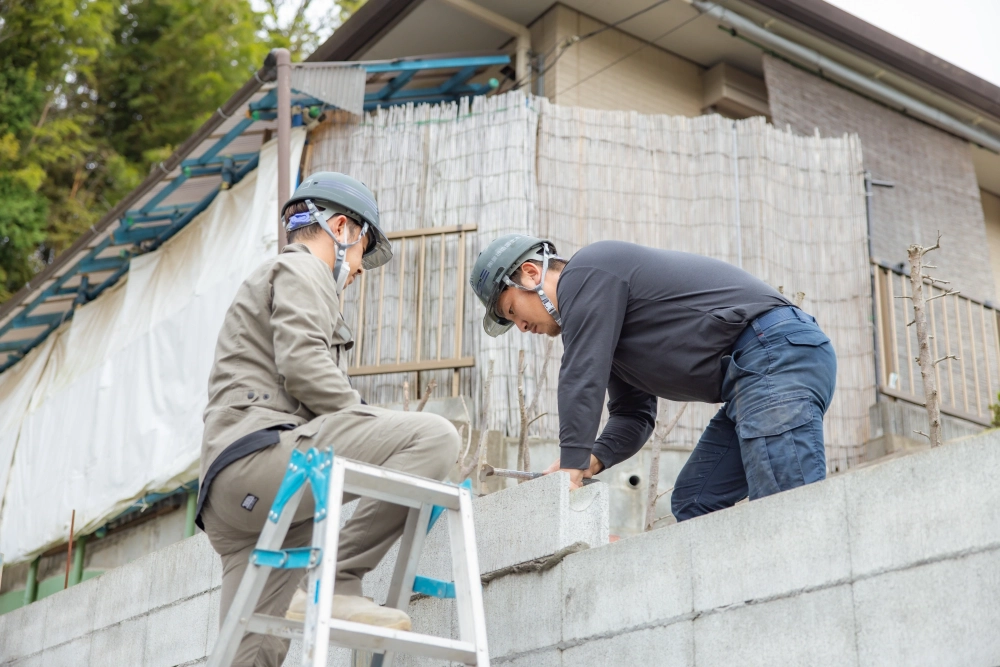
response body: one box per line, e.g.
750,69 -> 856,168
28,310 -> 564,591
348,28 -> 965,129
2,2 -> 1000,663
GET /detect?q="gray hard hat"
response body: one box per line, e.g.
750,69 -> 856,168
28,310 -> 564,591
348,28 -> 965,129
281,172 -> 392,270
470,234 -> 563,337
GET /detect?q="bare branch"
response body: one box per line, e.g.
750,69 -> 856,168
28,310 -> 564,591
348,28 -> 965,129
526,412 -> 548,428
926,290 -> 960,302
516,350 -> 529,474
917,230 -> 942,256
906,319 -> 916,327
934,354 -> 959,365
645,403 -> 688,531
415,379 -> 437,412
922,276 -> 950,285
402,380 -> 410,411
457,396 -> 474,464
893,295 -> 912,300
914,430 -> 930,440
460,361 -> 495,483
654,486 -> 675,502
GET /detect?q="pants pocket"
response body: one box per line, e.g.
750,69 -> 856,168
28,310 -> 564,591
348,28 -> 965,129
737,398 -> 820,499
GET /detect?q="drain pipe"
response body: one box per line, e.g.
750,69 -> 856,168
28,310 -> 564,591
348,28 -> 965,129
438,0 -> 531,87
686,0 -> 1000,153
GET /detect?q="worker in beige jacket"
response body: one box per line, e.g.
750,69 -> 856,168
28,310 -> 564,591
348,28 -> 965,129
197,172 -> 460,666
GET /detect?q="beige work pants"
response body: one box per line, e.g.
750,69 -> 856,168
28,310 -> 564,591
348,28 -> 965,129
201,405 -> 460,667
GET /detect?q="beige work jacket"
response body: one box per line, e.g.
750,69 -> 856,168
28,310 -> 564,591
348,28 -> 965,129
199,243 -> 360,487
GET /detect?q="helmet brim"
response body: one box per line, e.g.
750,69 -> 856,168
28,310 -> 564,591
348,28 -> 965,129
361,226 -> 393,270
483,310 -> 515,337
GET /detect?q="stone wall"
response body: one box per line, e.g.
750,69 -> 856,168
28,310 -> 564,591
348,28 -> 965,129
5,429 -> 1000,666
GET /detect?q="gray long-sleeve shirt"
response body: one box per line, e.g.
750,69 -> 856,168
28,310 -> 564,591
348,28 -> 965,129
556,241 -> 790,470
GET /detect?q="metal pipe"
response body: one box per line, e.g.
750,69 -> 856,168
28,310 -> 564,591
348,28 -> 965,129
185,488 -> 198,538
68,535 -> 87,586
0,59 -> 277,324
687,0 -> 1000,153
23,556 -> 40,605
276,48 -> 292,251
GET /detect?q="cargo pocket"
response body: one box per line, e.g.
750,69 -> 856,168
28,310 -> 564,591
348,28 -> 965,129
785,330 -> 829,347
737,399 -> 815,498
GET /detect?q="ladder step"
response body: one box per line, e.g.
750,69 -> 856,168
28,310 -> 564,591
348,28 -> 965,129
247,614 -> 477,663
341,460 -> 462,510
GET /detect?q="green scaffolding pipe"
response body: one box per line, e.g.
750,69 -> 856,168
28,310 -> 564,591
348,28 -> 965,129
68,535 -> 88,587
23,557 -> 39,605
185,489 -> 197,538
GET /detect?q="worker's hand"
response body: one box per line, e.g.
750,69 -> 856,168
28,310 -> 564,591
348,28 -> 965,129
543,455 -> 605,490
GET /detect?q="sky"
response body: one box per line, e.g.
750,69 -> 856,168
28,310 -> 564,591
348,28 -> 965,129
800,0 -> 1000,87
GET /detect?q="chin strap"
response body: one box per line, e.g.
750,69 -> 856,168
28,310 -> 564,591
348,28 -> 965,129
502,242 -> 563,327
301,199 -> 369,293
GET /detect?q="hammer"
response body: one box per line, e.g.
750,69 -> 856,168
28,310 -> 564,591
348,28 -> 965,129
479,464 -> 599,485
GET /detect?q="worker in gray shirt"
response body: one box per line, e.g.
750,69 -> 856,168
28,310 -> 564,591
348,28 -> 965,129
470,236 -> 836,520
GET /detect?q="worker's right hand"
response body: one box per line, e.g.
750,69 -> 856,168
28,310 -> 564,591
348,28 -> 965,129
543,455 -> 604,478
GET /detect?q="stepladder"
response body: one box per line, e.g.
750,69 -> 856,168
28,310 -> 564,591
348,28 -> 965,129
207,446 -> 490,667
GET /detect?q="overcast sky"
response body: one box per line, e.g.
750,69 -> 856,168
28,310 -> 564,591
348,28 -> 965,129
800,0 -> 1000,87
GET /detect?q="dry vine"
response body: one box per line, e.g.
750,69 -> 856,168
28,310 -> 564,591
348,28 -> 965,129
516,340 -> 555,475
460,360 -> 495,483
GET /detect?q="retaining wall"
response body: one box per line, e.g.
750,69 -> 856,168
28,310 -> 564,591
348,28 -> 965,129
4,429 -> 1000,666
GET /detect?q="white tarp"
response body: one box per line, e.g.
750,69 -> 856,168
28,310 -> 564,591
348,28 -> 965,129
0,130 -> 305,563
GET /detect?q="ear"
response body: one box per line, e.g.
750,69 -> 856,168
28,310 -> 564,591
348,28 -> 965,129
519,261 -> 541,286
331,214 -> 350,240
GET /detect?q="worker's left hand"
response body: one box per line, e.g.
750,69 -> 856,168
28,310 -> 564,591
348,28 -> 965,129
543,455 -> 604,490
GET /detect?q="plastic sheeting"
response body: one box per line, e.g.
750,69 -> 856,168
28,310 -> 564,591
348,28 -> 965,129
0,130 -> 305,563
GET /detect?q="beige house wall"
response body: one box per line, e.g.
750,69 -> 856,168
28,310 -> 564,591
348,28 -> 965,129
530,4 -> 705,117
983,188 -> 1000,300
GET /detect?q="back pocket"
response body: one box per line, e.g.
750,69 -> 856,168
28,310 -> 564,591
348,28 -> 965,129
785,330 -> 829,347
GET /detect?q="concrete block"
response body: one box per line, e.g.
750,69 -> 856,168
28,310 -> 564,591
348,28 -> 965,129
845,431 -> 1000,577
483,566 -> 562,658
493,649 -> 561,667
474,473 -> 608,575
0,597 -> 48,662
6,653 -> 45,667
689,475 -> 851,611
562,526 -> 692,643
693,585 -> 857,667
144,593 -> 211,667
282,639 -> 353,666
206,587 -> 221,657
89,616 -> 148,667
41,575 -> 99,647
853,548 -> 1000,666
562,623 -> 692,666
93,554 -> 152,629
147,534 -> 218,610
363,473 -> 608,607
41,634 -> 91,666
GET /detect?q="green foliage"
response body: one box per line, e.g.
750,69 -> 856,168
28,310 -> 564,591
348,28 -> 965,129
0,0 -> 364,304
991,393 -> 1000,429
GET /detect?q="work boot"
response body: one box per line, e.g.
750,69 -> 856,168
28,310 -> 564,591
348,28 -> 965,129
285,588 -> 412,631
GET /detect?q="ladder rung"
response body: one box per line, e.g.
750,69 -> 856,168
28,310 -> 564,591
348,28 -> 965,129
247,614 -> 477,663
341,460 -> 462,510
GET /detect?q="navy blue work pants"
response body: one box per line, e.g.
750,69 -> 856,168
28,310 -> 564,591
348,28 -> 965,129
671,307 -> 837,521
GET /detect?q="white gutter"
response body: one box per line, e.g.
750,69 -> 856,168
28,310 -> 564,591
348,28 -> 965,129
687,0 -> 1000,153
438,0 -> 531,86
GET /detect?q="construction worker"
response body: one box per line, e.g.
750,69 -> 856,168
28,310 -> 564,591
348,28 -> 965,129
197,172 -> 460,666
471,236 -> 836,521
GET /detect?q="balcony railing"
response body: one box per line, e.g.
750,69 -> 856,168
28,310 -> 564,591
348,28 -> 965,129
872,260 -> 1000,426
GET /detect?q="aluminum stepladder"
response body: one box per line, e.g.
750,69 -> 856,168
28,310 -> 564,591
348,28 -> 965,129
207,447 -> 489,667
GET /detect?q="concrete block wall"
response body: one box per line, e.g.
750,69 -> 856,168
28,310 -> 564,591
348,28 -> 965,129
6,430 -> 1000,666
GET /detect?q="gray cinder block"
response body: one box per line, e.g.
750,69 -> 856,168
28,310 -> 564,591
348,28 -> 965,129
689,475 -> 851,611
146,534 -> 217,610
562,623 -> 692,666
40,574 -> 99,649
93,555 -> 153,630
143,593 -> 211,667
561,525 -> 692,643
692,585 -> 858,667
89,616 -> 148,667
853,548 -> 1000,667
846,429 -> 1000,578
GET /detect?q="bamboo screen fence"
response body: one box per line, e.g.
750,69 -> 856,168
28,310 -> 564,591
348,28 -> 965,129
309,92 -> 875,471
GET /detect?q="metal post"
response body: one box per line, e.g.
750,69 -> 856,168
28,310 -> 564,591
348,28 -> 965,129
23,556 -> 40,605
275,48 -> 292,252
69,535 -> 87,587
185,488 -> 198,538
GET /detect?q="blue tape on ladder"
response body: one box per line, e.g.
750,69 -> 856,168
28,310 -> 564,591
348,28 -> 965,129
267,446 -> 334,523
427,478 -> 472,534
250,547 -> 322,569
412,575 -> 456,599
